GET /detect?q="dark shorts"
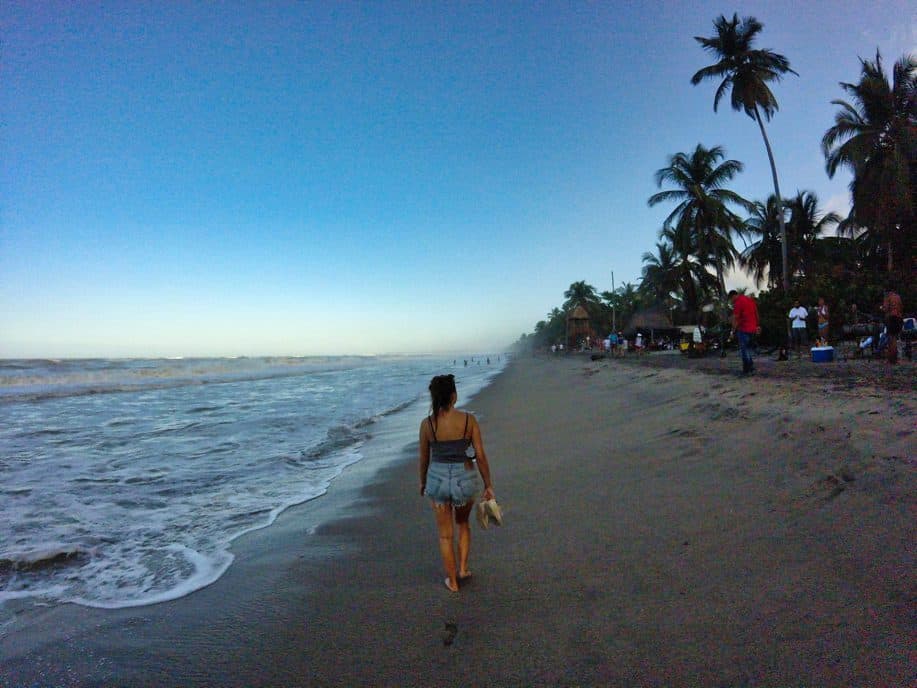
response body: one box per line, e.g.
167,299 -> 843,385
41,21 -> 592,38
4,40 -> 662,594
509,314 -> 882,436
886,316 -> 903,336
791,328 -> 808,346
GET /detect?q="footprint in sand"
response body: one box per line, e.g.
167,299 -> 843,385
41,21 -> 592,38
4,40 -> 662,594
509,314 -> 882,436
442,621 -> 458,646
807,474 -> 847,501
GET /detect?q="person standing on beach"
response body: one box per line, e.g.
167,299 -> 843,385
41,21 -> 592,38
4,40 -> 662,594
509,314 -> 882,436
816,297 -> 830,344
788,299 -> 809,356
419,374 -> 495,592
881,286 -> 904,364
728,290 -> 760,375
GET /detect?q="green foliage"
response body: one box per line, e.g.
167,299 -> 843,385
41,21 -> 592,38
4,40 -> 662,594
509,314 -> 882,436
647,143 -> 750,312
754,267 -> 915,347
691,14 -> 797,121
517,40 -> 914,350
692,13 -> 797,292
822,51 -> 916,272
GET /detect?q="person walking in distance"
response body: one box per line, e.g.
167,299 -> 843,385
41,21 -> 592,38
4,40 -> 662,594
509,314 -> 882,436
728,290 -> 760,375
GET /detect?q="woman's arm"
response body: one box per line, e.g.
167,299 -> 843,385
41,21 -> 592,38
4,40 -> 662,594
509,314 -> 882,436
470,416 -> 495,499
418,419 -> 431,495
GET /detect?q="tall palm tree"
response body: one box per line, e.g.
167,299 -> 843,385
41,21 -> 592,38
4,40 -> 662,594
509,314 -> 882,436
691,14 -> 798,292
741,194 -> 785,288
822,51 -> 916,273
647,144 -> 751,301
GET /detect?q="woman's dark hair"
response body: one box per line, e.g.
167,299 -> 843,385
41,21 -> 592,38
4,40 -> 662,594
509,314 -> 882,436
429,374 -> 456,417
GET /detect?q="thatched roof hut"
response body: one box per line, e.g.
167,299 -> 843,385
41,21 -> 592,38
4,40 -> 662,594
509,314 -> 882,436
625,304 -> 676,338
566,304 -> 593,348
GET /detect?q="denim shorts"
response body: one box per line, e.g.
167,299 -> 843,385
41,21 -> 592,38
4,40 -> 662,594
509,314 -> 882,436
424,461 -> 482,507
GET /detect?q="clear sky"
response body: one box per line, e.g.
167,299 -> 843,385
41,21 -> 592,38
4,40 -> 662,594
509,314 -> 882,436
1,1 -> 913,357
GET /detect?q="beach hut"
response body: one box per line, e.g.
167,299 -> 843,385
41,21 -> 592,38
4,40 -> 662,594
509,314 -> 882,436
565,304 -> 593,349
625,304 -> 678,345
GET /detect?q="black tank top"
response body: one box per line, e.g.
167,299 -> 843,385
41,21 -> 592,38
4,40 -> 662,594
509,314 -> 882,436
429,413 -> 475,463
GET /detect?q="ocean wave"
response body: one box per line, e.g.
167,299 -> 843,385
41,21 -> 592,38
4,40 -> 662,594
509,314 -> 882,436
187,405 -> 222,414
0,546 -> 89,574
299,424 -> 366,463
0,356 -> 379,404
376,397 -> 420,419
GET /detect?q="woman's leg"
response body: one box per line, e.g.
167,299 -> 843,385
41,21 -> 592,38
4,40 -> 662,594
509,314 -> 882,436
433,503 -> 459,591
454,502 -> 474,578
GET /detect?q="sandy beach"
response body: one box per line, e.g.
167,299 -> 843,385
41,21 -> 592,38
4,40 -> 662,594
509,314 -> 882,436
1,354 -> 914,686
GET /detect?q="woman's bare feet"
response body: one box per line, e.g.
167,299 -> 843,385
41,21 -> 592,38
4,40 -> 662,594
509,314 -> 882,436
444,577 -> 459,592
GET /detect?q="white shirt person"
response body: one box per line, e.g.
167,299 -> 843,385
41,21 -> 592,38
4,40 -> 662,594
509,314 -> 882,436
788,304 -> 808,329
788,301 -> 809,353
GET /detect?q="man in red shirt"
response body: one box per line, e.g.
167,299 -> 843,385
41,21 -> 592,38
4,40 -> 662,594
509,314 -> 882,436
728,289 -> 760,375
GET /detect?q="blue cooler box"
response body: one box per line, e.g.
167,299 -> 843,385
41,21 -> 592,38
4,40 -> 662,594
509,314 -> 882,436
811,346 -> 834,363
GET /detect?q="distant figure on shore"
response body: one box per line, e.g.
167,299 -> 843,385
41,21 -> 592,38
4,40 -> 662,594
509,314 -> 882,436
788,299 -> 809,356
635,332 -> 644,353
729,290 -> 760,375
419,374 -> 495,592
816,297 -> 830,344
882,285 -> 904,364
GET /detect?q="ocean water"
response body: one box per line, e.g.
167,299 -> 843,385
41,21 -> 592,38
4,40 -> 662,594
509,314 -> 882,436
0,355 -> 504,610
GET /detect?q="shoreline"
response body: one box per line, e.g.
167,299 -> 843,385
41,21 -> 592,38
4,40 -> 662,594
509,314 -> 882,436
2,355 -> 913,686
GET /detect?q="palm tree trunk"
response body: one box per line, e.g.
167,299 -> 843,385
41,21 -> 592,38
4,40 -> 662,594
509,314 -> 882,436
681,265 -> 698,317
753,106 -> 789,293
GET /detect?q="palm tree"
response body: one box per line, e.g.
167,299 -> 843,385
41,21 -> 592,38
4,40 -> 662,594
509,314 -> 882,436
614,282 -> 644,326
647,144 -> 751,301
562,281 -> 605,341
741,194 -> 785,288
562,281 -> 601,312
658,224 -> 720,316
641,241 -> 681,302
822,51 -> 916,273
786,191 -> 841,279
691,14 -> 798,293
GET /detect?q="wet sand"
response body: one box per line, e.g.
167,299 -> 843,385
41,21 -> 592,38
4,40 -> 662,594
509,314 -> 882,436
1,354 -> 914,686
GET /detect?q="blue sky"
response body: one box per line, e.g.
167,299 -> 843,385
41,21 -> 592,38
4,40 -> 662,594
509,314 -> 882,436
1,1 -> 913,357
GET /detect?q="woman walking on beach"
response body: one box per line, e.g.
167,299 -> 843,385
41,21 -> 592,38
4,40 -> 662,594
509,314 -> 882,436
419,374 -> 495,592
